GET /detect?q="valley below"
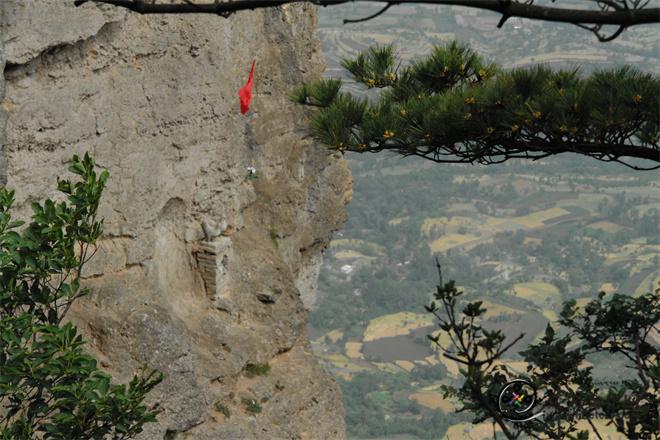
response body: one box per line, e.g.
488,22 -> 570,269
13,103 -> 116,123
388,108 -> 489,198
310,4 -> 659,439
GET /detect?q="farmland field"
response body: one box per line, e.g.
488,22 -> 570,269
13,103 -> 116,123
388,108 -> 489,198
428,233 -> 480,253
513,282 -> 561,307
408,392 -> 457,412
362,331 -> 434,361
363,312 -> 434,341
311,152 -> 658,439
312,3 -> 660,439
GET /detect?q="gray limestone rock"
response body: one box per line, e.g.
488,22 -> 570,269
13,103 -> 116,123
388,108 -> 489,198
0,1 -> 350,438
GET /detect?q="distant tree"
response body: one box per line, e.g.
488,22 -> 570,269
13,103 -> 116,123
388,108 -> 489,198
425,259 -> 659,440
410,362 -> 447,384
638,210 -> 659,236
514,206 -> 531,216
292,42 -> 659,170
0,154 -> 162,439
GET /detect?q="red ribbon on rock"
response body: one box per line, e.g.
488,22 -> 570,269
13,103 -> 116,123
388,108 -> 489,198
239,60 -> 255,115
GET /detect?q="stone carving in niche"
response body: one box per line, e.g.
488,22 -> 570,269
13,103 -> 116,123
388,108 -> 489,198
194,219 -> 235,315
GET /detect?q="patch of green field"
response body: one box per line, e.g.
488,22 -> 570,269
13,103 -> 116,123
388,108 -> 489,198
484,216 -> 525,231
421,216 -> 477,236
408,392 -> 456,413
599,283 -> 617,294
541,309 -> 559,323
428,233 -> 479,253
325,329 -> 344,343
605,242 -> 647,264
513,282 -> 560,306
419,383 -> 443,392
636,252 -> 660,263
587,221 -> 623,233
562,205 -> 591,217
323,353 -> 350,364
635,271 -> 660,297
373,362 -> 403,374
345,342 -> 364,359
480,300 -> 526,320
511,207 -> 571,228
630,256 -> 658,276
394,360 -> 416,372
334,250 -> 375,261
363,312 -> 434,342
513,189 -> 573,208
619,269 -> 654,295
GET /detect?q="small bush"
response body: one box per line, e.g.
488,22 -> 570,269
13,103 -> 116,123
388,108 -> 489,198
214,401 -> 231,418
242,398 -> 262,414
269,228 -> 279,248
244,362 -> 271,378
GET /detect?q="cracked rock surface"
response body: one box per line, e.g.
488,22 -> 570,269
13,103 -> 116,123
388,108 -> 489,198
0,1 -> 350,438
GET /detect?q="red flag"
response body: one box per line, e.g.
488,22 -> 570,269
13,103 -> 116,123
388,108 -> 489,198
239,60 -> 255,115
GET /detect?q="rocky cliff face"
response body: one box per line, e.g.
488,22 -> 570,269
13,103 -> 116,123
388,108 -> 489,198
0,1 -> 351,438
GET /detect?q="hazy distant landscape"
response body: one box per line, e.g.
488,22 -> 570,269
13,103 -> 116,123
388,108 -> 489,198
309,4 -> 660,439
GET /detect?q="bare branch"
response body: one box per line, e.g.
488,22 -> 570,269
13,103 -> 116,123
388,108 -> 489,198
435,256 -> 443,287
344,2 -> 397,23
74,0 -> 660,40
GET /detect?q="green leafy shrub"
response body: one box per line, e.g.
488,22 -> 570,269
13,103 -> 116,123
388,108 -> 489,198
214,401 -> 231,418
241,398 -> 262,414
269,229 -> 279,248
244,363 -> 271,378
0,153 -> 162,439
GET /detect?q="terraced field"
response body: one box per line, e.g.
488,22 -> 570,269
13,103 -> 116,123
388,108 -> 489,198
588,220 -> 624,233
513,282 -> 561,307
408,392 -> 457,412
428,233 -> 480,253
363,312 -> 434,342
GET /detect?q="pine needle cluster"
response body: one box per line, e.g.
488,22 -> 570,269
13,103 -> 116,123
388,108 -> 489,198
291,41 -> 659,169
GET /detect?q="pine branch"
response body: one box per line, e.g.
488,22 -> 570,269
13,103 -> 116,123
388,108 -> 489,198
296,42 -> 660,169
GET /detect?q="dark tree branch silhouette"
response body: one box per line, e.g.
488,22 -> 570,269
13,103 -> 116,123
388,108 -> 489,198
73,0 -> 659,42
425,261 -> 659,439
